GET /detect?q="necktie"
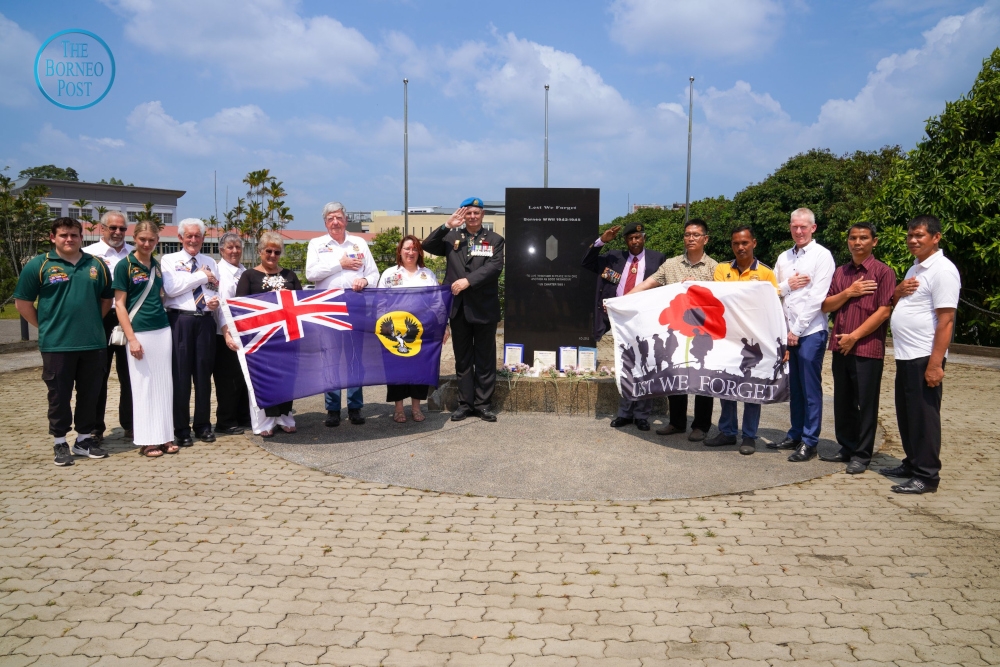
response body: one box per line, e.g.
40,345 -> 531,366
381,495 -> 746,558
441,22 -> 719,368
191,256 -> 206,312
622,256 -> 639,294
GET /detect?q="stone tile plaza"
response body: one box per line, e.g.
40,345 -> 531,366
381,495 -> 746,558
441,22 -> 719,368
3,3 -> 1000,667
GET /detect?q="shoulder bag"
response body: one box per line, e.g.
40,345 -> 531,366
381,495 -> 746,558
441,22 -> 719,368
109,261 -> 155,346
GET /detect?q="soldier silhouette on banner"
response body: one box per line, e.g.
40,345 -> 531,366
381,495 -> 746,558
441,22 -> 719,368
773,337 -> 788,381
691,330 -> 714,369
636,335 -> 650,376
740,337 -> 764,378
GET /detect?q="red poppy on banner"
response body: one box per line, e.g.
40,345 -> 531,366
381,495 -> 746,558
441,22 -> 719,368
658,285 -> 727,339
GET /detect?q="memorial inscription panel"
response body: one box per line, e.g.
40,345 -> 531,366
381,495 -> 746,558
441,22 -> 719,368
505,188 -> 599,365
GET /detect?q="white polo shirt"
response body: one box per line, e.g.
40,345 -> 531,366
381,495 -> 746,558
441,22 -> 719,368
305,233 -> 379,290
83,240 -> 133,272
377,265 -> 438,288
160,249 -> 219,312
890,250 -> 961,361
775,240 -> 836,337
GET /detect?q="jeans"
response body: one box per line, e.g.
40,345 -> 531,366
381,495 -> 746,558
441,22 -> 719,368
786,329 -> 827,447
718,399 -> 761,440
325,387 -> 363,413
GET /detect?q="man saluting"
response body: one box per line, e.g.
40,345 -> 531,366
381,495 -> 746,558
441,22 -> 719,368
423,198 -> 505,422
582,221 -> 666,431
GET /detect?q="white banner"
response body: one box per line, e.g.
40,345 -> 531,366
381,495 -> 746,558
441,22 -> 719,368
605,281 -> 790,404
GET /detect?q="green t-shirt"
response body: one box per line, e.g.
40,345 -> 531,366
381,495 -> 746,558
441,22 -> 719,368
112,253 -> 169,333
14,251 -> 113,352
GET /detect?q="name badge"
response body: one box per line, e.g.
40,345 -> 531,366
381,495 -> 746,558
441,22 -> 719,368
601,267 -> 622,284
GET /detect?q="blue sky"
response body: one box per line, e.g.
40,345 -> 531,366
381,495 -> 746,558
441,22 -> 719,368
1,0 -> 998,228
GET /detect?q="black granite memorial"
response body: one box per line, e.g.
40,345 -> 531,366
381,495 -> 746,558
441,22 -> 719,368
504,187 -> 599,365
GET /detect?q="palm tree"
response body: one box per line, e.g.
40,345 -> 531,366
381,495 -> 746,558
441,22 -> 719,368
135,202 -> 160,229
72,198 -> 96,234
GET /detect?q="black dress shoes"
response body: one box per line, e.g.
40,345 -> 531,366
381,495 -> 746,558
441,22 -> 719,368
703,433 -> 737,447
819,451 -> 851,463
768,436 -> 800,450
609,417 -> 633,428
325,411 -> 341,427
196,430 -> 216,443
217,426 -> 245,436
846,460 -> 868,475
635,419 -> 650,431
451,407 -> 473,421
348,409 -> 365,425
787,443 -> 816,462
878,464 -> 913,478
891,477 -> 938,494
478,408 -> 498,422
174,435 -> 194,448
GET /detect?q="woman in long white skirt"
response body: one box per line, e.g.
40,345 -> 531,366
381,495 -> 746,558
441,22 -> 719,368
112,221 -> 175,456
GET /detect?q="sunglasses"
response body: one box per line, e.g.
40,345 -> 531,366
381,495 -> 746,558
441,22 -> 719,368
107,225 -> 127,232
263,249 -> 282,256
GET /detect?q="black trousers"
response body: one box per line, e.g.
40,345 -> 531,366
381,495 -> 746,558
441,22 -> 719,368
895,356 -> 944,481
450,309 -> 497,410
41,349 -> 106,438
668,394 -> 714,432
96,312 -> 133,434
213,336 -> 251,429
832,353 -> 884,465
387,384 -> 430,402
169,310 -> 217,438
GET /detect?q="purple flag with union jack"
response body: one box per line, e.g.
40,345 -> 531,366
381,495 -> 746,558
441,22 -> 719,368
222,286 -> 453,408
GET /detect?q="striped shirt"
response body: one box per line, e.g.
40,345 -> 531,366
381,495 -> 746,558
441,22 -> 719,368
651,252 -> 717,286
826,255 -> 895,359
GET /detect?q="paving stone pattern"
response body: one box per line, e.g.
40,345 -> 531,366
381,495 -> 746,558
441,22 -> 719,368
1,360 -> 999,666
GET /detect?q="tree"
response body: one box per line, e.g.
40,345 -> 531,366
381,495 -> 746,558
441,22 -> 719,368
598,197 -> 736,262
279,243 -> 308,275
865,48 -> 1000,345
370,227 -> 402,274
134,202 -> 161,229
222,169 -> 293,258
0,174 -> 52,305
18,165 -> 78,181
98,177 -> 133,186
72,198 -> 97,233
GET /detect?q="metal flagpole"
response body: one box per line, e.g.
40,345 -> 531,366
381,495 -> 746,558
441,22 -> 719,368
685,76 -> 694,224
544,84 -> 549,188
403,78 -> 409,237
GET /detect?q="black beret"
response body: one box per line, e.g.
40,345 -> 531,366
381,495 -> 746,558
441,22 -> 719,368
623,222 -> 645,237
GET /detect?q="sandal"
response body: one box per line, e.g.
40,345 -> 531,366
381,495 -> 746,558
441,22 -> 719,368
139,446 -> 163,458
276,424 -> 297,433
411,408 -> 425,422
260,430 -> 274,438
162,442 -> 180,454
393,411 -> 407,423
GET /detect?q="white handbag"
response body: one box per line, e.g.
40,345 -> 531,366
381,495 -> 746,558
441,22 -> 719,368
109,263 -> 155,346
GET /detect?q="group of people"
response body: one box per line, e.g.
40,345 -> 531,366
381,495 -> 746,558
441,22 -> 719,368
13,196 -> 505,463
14,196 -> 959,496
584,208 -> 959,494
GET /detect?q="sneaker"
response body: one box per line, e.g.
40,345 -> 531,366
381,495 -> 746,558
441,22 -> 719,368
53,443 -> 75,466
72,440 -> 109,459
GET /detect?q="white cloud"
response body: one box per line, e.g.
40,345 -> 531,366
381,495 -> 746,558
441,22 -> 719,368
0,13 -> 40,108
80,135 -> 127,150
808,4 -> 1000,145
103,0 -> 379,90
609,0 -> 784,57
126,101 -> 212,156
201,105 -> 273,137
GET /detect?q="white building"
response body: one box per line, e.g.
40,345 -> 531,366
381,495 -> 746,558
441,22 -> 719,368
11,177 -> 185,228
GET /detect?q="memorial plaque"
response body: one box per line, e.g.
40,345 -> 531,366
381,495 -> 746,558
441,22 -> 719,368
505,188 -> 599,364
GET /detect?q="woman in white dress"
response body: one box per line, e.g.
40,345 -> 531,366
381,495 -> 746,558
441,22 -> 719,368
377,235 -> 448,422
112,221 -> 175,457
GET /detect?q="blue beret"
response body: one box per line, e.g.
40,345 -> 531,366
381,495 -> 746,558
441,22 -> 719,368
460,197 -> 484,208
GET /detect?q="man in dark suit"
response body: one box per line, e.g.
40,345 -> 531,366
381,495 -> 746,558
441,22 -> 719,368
423,197 -> 505,422
582,221 -> 666,431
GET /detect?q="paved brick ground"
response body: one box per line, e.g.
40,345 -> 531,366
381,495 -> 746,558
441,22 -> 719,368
1,360 -> 999,666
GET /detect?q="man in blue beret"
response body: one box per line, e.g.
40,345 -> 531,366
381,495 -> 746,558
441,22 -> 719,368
423,198 -> 505,421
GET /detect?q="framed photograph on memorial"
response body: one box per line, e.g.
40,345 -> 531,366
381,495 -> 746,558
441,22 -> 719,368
577,347 -> 597,372
533,350 -> 557,369
559,347 -> 578,371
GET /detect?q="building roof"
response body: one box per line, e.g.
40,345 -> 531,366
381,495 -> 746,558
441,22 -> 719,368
12,177 -> 186,207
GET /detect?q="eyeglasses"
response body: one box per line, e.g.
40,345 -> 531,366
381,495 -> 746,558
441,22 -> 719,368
107,226 -> 127,232
263,249 -> 282,256
683,233 -> 705,239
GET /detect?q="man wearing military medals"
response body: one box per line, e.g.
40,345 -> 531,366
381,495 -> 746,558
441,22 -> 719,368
582,221 -> 666,431
422,197 -> 505,422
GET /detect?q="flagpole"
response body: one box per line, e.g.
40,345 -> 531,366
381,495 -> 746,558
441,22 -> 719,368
685,76 -> 694,224
544,84 -> 549,188
403,78 -> 409,237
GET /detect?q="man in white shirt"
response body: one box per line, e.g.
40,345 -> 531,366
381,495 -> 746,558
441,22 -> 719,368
880,215 -> 960,494
213,232 -> 250,435
161,218 -> 221,447
83,211 -> 135,442
305,202 -> 379,427
772,208 -> 836,462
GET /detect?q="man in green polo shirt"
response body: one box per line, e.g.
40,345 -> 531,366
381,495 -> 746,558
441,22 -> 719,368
15,217 -> 114,466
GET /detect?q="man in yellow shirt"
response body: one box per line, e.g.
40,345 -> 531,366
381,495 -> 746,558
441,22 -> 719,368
706,226 -> 779,455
